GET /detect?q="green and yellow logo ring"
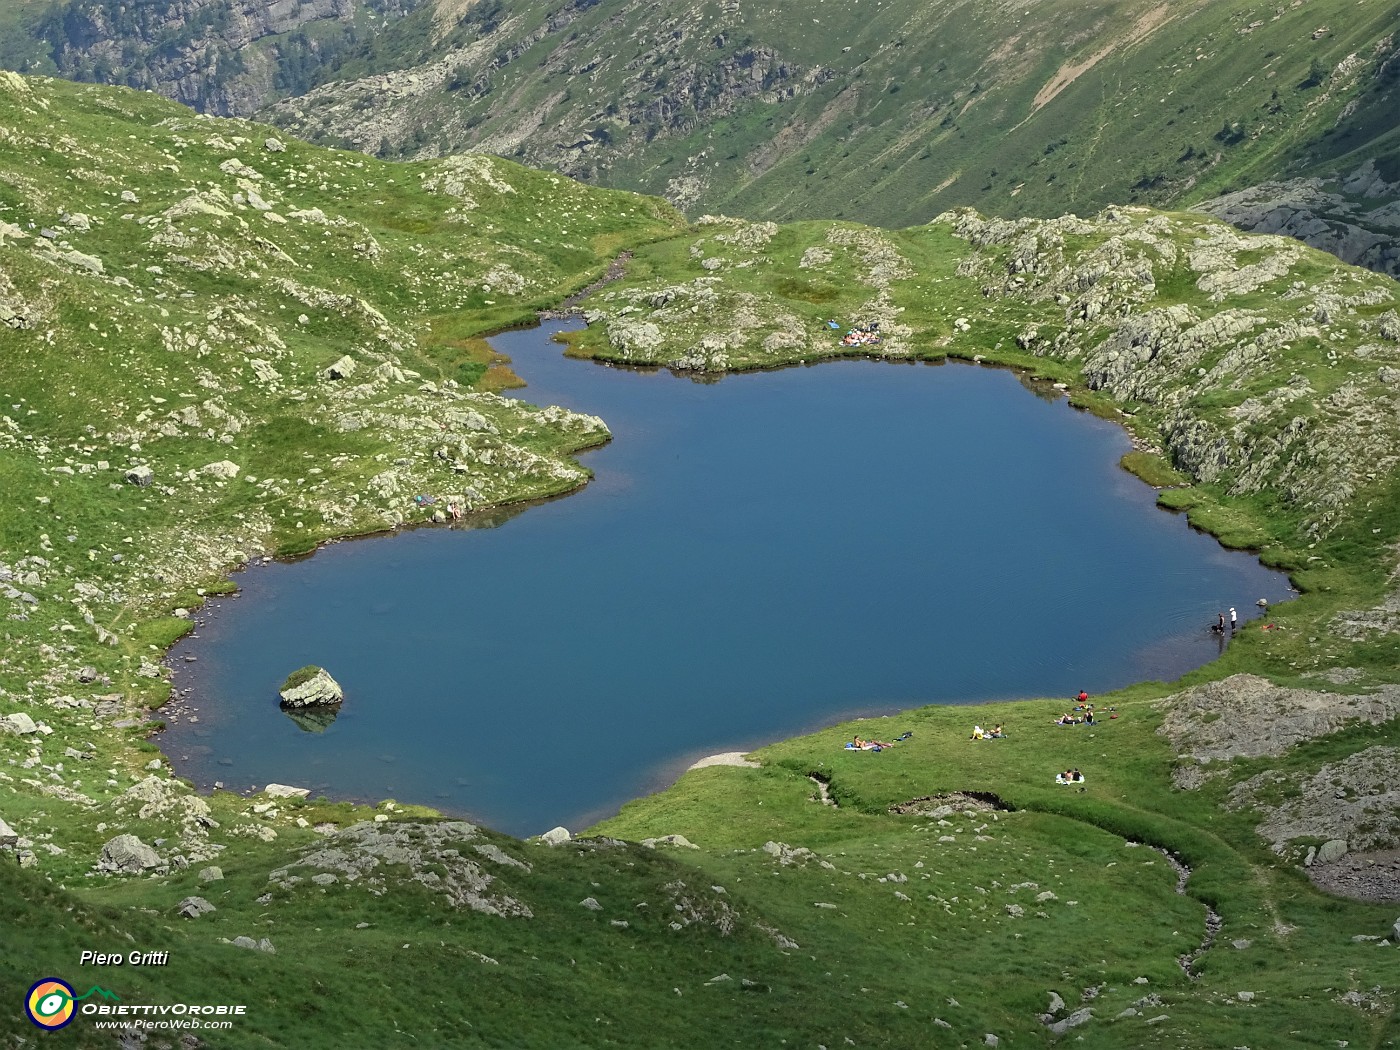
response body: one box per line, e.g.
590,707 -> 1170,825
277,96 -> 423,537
25,978 -> 76,1030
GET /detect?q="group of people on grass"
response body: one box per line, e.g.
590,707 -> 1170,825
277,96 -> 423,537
841,690 -> 1119,787
830,319 -> 883,347
1055,690 -> 1118,726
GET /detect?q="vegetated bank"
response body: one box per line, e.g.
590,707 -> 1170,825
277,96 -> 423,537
0,74 -> 1397,1048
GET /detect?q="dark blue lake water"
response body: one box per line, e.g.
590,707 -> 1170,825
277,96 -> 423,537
162,322 -> 1291,836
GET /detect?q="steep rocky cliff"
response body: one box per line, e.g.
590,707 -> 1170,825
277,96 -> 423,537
30,0 -> 424,115
1199,159 -> 1400,279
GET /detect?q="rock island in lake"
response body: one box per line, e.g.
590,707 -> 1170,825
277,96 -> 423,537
278,666 -> 344,708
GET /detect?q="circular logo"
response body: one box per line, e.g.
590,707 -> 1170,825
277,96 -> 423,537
25,978 -> 76,1030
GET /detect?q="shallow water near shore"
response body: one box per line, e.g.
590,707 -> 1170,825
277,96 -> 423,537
162,323 -> 1291,836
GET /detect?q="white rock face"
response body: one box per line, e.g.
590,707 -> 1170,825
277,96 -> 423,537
539,826 -> 571,846
201,460 -> 241,480
0,712 -> 38,735
278,667 -> 344,707
263,784 -> 311,799
324,355 -> 357,380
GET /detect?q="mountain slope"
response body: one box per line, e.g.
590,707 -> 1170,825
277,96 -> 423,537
261,0 -> 1400,230
4,0 -> 1398,240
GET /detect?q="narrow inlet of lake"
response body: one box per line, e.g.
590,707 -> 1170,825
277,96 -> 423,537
161,322 -> 1292,836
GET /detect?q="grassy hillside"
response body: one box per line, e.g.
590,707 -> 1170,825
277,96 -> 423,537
255,0 -> 1400,231
0,75 -> 1398,1048
3,0 -> 1397,232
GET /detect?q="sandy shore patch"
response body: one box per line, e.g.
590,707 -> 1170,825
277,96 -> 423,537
688,752 -> 761,771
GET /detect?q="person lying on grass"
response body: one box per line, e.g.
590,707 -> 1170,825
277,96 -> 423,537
851,735 -> 895,749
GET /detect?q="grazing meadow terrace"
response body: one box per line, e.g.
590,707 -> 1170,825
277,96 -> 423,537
0,73 -> 1398,1047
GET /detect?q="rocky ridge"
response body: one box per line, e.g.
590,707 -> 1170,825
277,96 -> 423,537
940,206 -> 1400,538
1199,160 -> 1400,279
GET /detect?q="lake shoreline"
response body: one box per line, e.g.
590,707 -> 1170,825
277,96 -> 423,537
154,320 -> 1291,836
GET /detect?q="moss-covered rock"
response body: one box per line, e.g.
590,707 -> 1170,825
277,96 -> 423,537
278,665 -> 343,707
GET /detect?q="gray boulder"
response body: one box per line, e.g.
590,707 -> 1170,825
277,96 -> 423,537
0,816 -> 17,847
263,784 -> 311,799
539,826 -> 571,846
229,936 -> 276,953
642,833 -> 698,850
1047,1008 -> 1093,1035
200,460 -> 240,480
98,834 -> 161,873
278,667 -> 344,708
324,355 -> 357,380
1315,838 -> 1349,865
0,712 -> 38,735
177,896 -> 216,918
124,465 -> 153,487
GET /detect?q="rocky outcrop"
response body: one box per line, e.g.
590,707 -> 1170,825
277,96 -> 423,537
268,14 -> 831,190
268,820 -> 534,916
1227,746 -> 1400,860
177,895 -> 217,918
1158,674 -> 1400,785
941,206 -> 1400,538
278,666 -> 343,707
1199,160 -> 1400,279
0,712 -> 41,735
1305,848 -> 1400,903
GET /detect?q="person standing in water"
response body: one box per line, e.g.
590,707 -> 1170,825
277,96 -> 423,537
1229,607 -> 1238,631
1215,611 -> 1226,633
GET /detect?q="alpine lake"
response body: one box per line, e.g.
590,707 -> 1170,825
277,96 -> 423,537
160,322 -> 1292,837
